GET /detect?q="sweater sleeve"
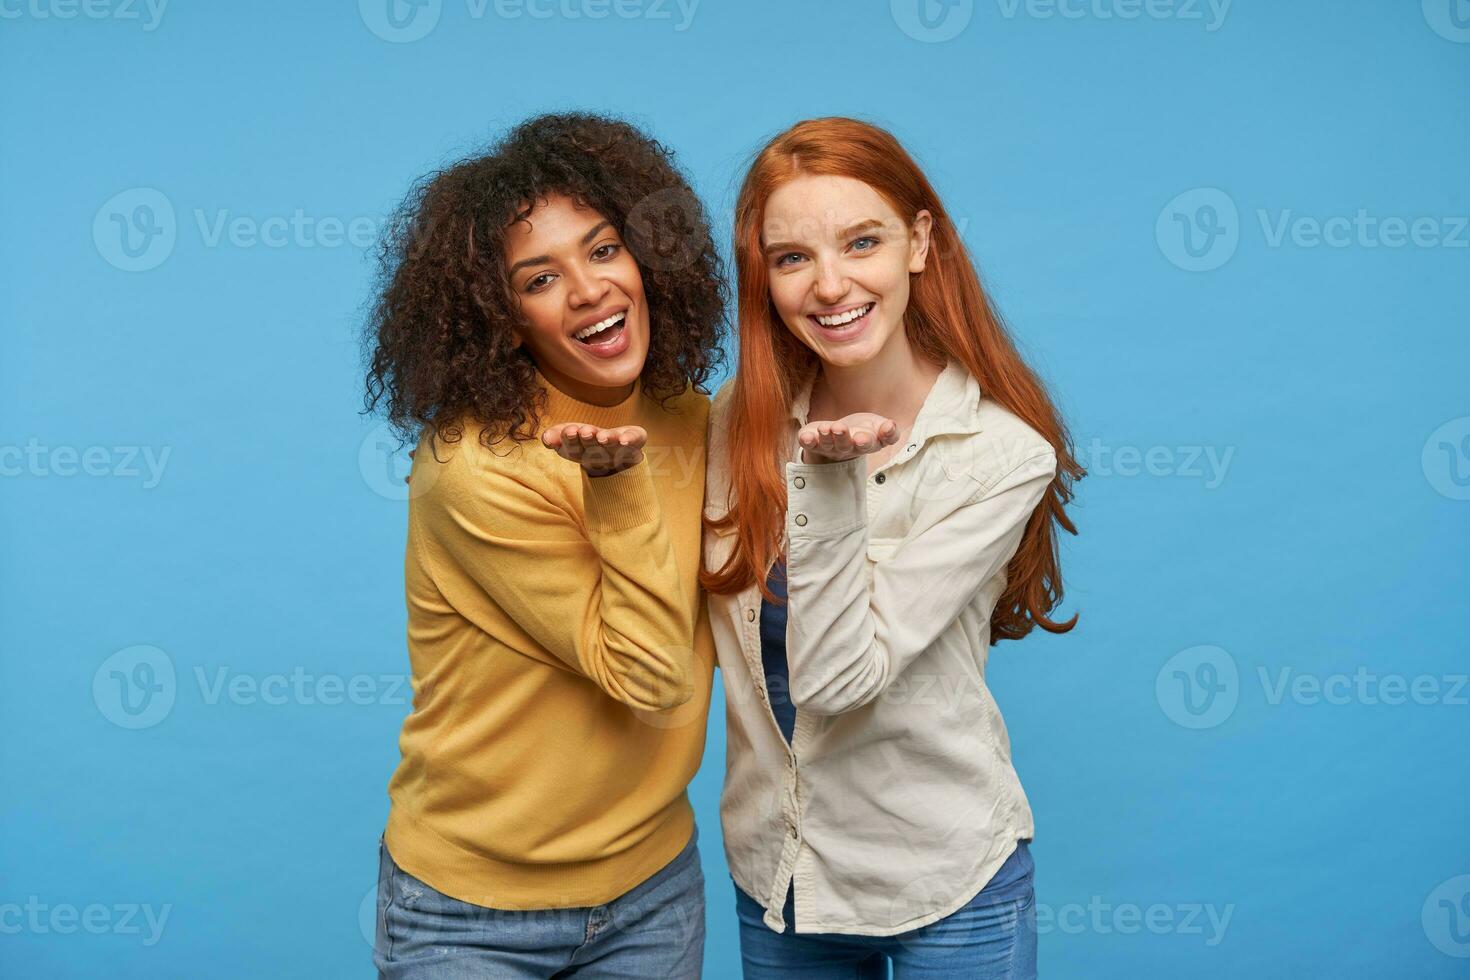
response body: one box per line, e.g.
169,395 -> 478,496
782,449 -> 1057,715
412,443 -> 696,712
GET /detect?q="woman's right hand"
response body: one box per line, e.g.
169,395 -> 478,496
542,423 -> 647,477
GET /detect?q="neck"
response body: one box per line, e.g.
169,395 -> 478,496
812,331 -> 944,427
536,358 -> 636,408
536,368 -> 641,428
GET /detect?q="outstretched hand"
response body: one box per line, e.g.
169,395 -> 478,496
542,423 -> 648,477
797,413 -> 900,464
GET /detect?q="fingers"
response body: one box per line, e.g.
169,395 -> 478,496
542,423 -> 646,475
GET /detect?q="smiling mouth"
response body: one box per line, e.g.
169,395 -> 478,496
573,310 -> 627,346
810,302 -> 874,329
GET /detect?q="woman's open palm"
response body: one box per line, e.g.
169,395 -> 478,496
542,423 -> 648,476
797,413 -> 900,463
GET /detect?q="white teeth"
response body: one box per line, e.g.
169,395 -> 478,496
814,303 -> 873,327
574,311 -> 626,341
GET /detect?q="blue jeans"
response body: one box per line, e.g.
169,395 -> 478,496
734,840 -> 1037,979
373,825 -> 706,979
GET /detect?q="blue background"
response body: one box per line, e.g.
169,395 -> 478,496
3,1 -> 1467,976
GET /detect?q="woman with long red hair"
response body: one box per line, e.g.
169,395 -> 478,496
701,117 -> 1083,978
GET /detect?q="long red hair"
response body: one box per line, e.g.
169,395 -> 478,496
699,117 -> 1083,642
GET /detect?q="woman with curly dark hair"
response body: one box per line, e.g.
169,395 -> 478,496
363,113 -> 725,980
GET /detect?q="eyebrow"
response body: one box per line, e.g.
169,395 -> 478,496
507,220 -> 615,276
762,218 -> 886,256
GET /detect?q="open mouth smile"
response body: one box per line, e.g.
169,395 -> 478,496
808,302 -> 874,338
571,309 -> 631,358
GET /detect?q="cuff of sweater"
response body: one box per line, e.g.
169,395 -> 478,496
582,460 -> 661,532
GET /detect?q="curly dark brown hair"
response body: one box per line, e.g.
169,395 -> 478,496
363,112 -> 727,449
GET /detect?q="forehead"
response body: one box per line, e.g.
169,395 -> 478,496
503,193 -> 606,259
762,174 -> 902,243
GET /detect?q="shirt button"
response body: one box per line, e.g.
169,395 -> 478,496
793,477 -> 805,489
746,608 -> 756,622
794,514 -> 808,527
788,825 -> 799,840
874,473 -> 885,484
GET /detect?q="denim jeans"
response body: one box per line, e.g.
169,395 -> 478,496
373,825 -> 706,979
733,840 -> 1037,979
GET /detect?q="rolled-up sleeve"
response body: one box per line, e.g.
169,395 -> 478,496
783,450 -> 1057,715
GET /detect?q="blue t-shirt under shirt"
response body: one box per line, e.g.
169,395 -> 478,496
758,556 -> 796,745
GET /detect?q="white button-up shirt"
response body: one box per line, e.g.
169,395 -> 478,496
703,357 -> 1058,936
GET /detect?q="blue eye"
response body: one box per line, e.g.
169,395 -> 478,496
775,252 -> 804,268
851,236 -> 879,252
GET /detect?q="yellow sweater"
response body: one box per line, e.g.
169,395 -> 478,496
383,373 -> 715,909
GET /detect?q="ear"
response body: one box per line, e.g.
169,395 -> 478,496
908,210 -> 933,274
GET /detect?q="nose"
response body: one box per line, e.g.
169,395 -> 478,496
564,261 -> 611,309
812,259 -> 849,306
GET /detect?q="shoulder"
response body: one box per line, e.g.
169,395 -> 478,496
967,399 -> 1057,489
708,376 -> 735,428
703,377 -> 737,519
640,382 -> 711,442
409,422 -> 570,520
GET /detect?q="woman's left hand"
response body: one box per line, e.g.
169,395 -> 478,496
797,413 -> 901,464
